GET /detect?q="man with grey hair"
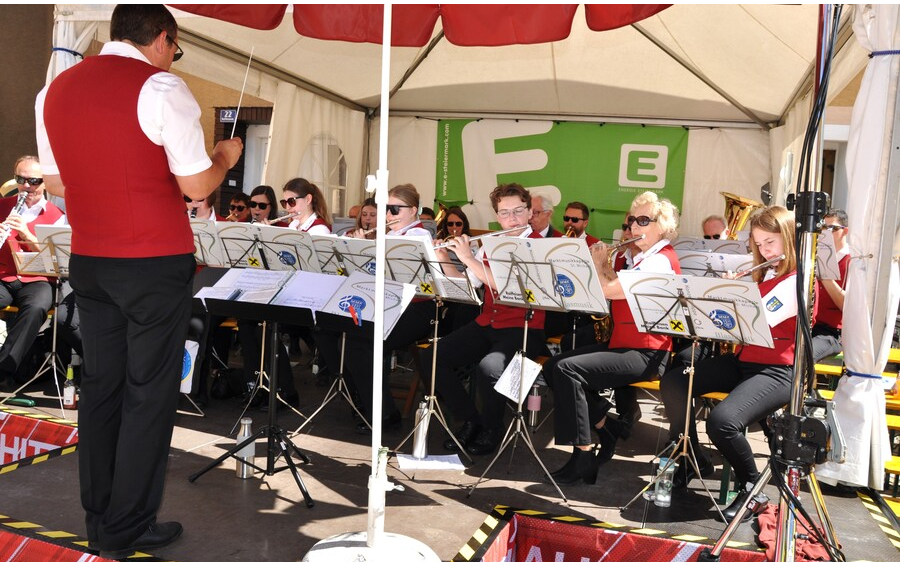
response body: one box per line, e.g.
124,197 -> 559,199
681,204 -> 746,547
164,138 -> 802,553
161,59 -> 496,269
529,193 -> 561,238
702,214 -> 728,239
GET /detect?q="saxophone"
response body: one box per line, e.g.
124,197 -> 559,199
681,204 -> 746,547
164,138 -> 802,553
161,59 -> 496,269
0,191 -> 30,247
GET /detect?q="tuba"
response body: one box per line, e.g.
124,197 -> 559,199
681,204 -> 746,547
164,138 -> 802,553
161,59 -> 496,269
721,192 -> 763,240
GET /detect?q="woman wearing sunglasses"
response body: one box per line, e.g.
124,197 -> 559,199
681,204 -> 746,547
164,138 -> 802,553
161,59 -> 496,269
184,190 -> 220,221
659,206 -> 800,521
280,178 -> 331,234
225,192 -> 251,222
337,184 -> 434,432
544,191 -> 681,485
248,185 -> 279,224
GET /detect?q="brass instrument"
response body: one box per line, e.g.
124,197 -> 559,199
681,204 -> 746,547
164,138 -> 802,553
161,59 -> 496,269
721,191 -> 763,240
433,225 -> 527,249
603,234 -> 645,267
0,192 -> 29,247
734,254 -> 785,279
433,201 -> 449,226
564,226 -> 577,237
591,235 -> 644,342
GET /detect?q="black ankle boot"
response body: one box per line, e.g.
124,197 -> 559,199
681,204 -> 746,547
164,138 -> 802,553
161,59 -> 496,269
722,485 -> 754,523
594,419 -> 620,466
554,448 -> 601,485
550,450 -> 578,478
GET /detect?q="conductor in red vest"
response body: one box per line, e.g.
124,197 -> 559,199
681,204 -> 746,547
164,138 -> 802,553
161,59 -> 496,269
36,5 -> 243,559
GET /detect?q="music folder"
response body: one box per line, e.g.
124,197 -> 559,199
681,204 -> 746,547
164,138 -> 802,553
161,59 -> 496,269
616,270 -> 773,347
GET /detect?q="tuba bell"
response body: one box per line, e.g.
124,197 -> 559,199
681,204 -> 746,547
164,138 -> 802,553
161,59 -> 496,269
721,192 -> 763,240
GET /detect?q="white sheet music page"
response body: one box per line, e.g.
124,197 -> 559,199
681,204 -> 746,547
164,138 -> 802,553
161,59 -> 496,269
320,271 -> 416,338
815,229 -> 840,280
270,270 -> 346,314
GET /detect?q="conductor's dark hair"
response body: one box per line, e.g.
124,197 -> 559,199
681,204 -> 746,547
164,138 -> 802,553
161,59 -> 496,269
110,5 -> 178,46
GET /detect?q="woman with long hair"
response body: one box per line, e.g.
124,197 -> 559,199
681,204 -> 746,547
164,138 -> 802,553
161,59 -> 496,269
248,185 -> 279,223
280,178 -> 330,234
659,206 -> 800,522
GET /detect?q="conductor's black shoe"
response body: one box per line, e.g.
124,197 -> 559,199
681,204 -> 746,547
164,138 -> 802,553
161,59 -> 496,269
722,488 -> 755,523
99,521 -> 183,560
443,421 -> 481,452
673,456 -> 715,489
466,428 -> 502,456
355,411 -> 401,434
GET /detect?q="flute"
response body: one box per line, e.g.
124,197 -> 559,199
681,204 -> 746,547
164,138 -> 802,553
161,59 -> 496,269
266,211 -> 302,225
361,219 -> 401,235
433,225 -> 527,249
734,254 -> 785,279
598,234 -> 645,252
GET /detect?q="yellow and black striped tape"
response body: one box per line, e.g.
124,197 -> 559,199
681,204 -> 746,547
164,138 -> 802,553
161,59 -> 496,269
0,406 -> 78,475
858,491 -> 900,554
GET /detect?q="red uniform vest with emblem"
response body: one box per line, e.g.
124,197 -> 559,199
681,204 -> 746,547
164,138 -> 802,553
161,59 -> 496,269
475,230 -> 546,330
814,254 -> 848,330
739,271 -> 798,365
0,200 -> 64,283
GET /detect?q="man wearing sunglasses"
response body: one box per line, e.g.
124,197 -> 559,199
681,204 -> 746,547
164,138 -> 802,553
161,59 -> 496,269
701,215 -> 728,240
562,201 -> 600,246
0,156 -> 76,395
36,5 -> 242,560
812,209 -> 849,362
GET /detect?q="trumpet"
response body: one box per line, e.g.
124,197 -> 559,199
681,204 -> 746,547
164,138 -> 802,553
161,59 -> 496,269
0,191 -> 29,247
433,225 -> 528,249
564,226 -> 577,238
595,234 -> 645,268
733,254 -> 785,279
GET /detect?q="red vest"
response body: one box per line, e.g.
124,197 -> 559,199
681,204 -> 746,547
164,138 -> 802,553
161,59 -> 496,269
814,253 -> 848,329
44,55 -> 194,258
475,230 -> 546,330
0,200 -> 65,283
609,244 -> 680,351
739,271 -> 798,365
585,233 -> 600,246
301,217 -> 331,233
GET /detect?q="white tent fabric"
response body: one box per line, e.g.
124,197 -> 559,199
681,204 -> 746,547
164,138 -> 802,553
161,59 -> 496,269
816,4 -> 899,489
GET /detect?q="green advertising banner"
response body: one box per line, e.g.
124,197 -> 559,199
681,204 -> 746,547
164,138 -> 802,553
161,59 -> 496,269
435,120 -> 688,239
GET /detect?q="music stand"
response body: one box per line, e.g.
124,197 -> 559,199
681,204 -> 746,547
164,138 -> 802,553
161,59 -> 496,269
255,225 -> 321,273
216,222 -> 270,270
465,240 -> 571,502
189,297 -> 315,507
674,250 -> 754,278
190,219 -> 228,267
1,232 -> 69,414
385,236 -> 482,468
614,270 -> 774,519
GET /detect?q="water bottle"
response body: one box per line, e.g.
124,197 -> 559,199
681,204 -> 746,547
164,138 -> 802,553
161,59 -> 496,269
654,457 -> 677,507
63,365 -> 77,410
526,385 -> 541,427
412,401 -> 430,459
235,417 -> 255,479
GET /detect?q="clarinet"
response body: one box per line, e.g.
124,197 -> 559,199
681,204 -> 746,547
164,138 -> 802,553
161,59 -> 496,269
0,191 -> 30,247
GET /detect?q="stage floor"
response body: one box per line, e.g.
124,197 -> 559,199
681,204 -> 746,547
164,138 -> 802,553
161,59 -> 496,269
1,347 -> 898,562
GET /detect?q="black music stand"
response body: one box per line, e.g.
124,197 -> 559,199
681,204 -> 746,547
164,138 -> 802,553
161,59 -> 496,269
466,253 -> 570,503
613,271 -> 774,520
189,298 -> 315,507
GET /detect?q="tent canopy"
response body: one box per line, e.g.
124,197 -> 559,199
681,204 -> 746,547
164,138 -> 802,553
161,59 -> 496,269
167,4 -> 829,128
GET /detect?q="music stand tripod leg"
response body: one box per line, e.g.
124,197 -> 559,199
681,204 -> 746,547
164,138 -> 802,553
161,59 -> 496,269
393,298 -> 473,465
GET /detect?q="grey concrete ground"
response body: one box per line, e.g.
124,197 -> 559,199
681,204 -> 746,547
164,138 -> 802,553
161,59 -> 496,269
1,346 -> 897,562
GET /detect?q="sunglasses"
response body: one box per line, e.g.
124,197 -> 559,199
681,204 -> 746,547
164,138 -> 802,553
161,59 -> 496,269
183,195 -> 204,203
621,223 -> 630,232
626,215 -> 656,227
166,34 -> 183,62
703,234 -> 722,240
824,224 -> 846,231
447,221 -> 464,227
14,175 -> 43,187
230,204 -> 246,212
248,201 -> 269,210
280,197 -> 304,209
386,204 -> 413,215
562,215 -> 583,223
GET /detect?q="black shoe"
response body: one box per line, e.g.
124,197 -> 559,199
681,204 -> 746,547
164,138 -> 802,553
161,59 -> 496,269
466,428 -> 502,456
443,421 -> 481,452
594,420 -> 620,465
550,450 -> 579,478
99,521 -> 183,559
722,487 -> 755,523
673,456 -> 715,489
554,448 -> 601,485
355,412 -> 402,434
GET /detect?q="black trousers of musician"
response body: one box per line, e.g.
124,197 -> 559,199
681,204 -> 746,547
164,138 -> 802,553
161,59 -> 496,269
343,300 -> 436,421
659,353 -> 792,485
0,279 -> 52,381
421,321 -> 547,432
69,253 -> 195,552
54,281 -> 84,361
811,323 -> 842,363
547,344 -> 669,446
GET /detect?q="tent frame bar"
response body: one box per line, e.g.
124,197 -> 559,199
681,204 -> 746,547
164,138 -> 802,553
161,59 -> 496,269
384,110 -> 765,129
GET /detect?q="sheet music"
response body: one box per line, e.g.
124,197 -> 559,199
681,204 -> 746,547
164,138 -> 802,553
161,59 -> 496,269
671,236 -> 748,255
34,224 -> 72,276
310,235 -> 376,276
269,270 -> 347,312
676,250 -> 754,278
385,236 -> 480,304
216,222 -> 265,268
256,224 -> 322,272
320,271 -> 415,339
190,219 -> 227,266
493,354 -> 543,404
816,230 -> 840,280
616,270 -> 773,347
194,268 -> 291,304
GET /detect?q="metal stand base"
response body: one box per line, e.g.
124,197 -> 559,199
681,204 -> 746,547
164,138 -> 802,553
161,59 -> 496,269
394,393 -> 473,469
